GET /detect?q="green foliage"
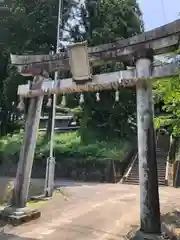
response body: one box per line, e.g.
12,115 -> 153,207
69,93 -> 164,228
0,131 -> 131,163
153,74 -> 180,136
69,0 -> 143,44
0,0 -> 143,142
154,115 -> 175,129
0,131 -> 23,162
66,0 -> 143,141
3,0 -> 76,53
0,0 -> 77,136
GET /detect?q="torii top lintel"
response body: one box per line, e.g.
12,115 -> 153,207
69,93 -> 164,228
11,19 -> 180,76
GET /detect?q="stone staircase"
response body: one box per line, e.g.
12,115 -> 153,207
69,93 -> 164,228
122,133 -> 170,186
122,148 -> 167,185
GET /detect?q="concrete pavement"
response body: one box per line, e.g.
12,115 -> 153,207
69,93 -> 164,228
0,183 -> 180,239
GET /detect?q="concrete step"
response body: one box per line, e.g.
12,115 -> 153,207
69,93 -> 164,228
122,146 -> 168,185
130,169 -> 165,171
128,177 -> 139,180
123,181 -> 165,186
126,174 -> 165,178
133,162 -> 166,166
125,174 -> 164,178
131,165 -> 166,167
126,175 -> 165,179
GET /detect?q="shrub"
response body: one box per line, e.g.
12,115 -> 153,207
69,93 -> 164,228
0,180 -> 14,205
0,131 -> 131,164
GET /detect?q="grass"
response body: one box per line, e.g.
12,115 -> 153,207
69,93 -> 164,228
0,131 -> 131,163
27,198 -> 50,208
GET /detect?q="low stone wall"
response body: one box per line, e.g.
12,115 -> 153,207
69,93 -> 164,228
0,177 -> 47,204
0,158 -> 125,183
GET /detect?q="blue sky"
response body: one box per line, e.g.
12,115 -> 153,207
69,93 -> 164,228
138,0 -> 180,30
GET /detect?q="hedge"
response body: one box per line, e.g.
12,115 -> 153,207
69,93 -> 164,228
0,131 -> 131,163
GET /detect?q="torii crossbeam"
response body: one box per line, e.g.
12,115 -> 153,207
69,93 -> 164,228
17,62 -> 179,97
11,19 -> 180,76
9,19 -> 180,235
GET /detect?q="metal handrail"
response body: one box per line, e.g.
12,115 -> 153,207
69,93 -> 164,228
122,130 -> 159,182
122,153 -> 138,181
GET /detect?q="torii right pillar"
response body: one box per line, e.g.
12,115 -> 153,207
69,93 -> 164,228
135,48 -> 161,234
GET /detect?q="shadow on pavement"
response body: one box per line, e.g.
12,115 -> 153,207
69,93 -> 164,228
0,233 -> 37,239
161,210 -> 180,239
54,179 -> 101,188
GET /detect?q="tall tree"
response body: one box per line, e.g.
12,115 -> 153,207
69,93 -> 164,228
66,0 -> 144,142
0,0 -> 76,135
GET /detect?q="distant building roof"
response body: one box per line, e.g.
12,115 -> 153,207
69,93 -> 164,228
40,115 -> 73,120
0,0 -> 12,11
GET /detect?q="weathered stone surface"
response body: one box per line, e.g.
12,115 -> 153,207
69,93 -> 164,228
10,19 -> 180,74
0,206 -> 41,226
12,76 -> 44,208
17,62 -> 180,97
15,58 -> 70,76
89,19 -> 180,54
133,48 -> 154,63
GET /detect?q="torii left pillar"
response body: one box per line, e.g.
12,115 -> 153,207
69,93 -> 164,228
12,75 -> 44,208
135,48 -> 161,234
0,75 -> 44,224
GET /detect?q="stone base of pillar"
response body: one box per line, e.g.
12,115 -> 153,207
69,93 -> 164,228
164,179 -> 168,186
133,230 -> 166,240
30,194 -> 52,201
0,206 -> 41,226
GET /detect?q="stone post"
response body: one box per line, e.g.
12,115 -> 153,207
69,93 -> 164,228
135,48 -> 161,234
11,76 -> 44,208
44,157 -> 55,197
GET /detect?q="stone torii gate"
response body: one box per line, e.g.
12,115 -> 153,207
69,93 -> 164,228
9,19 -> 180,234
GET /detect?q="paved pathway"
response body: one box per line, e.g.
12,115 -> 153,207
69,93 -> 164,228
0,183 -> 180,239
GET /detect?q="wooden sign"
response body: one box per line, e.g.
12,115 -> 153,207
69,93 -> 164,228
68,41 -> 92,83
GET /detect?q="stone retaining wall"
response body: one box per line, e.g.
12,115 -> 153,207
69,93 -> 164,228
0,158 -> 124,183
